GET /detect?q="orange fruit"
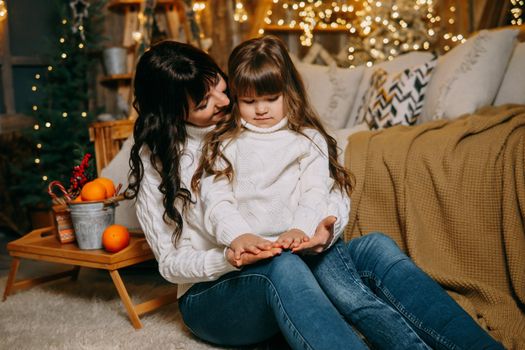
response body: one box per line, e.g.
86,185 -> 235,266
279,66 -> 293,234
102,224 -> 130,253
72,195 -> 83,202
94,177 -> 116,198
80,181 -> 107,201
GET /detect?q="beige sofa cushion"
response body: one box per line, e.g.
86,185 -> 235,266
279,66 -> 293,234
421,29 -> 518,122
296,62 -> 364,130
494,42 -> 525,106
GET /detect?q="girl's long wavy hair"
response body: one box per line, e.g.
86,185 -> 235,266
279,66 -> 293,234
192,35 -> 354,196
126,40 -> 226,244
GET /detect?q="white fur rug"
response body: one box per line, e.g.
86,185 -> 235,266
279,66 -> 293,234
0,268 -> 243,350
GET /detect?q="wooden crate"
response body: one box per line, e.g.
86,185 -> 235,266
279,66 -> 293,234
89,119 -> 135,175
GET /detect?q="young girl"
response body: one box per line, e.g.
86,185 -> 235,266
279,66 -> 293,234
192,35 -> 431,349
128,39 -> 504,350
192,37 -> 351,259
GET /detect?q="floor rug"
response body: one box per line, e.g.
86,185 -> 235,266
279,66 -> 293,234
0,267 -> 243,349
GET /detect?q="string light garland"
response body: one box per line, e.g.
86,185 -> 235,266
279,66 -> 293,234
30,14 -> 79,179
510,0 -> 524,26
261,0 -> 357,46
192,1 -> 207,41
192,0 -> 207,26
0,0 -> 7,21
260,0 -> 445,66
29,10 -> 88,173
258,1 -> 525,67
348,0 -> 441,65
234,0 -> 248,23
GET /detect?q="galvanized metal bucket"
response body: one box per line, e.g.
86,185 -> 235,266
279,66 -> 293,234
69,201 -> 116,250
102,47 -> 128,75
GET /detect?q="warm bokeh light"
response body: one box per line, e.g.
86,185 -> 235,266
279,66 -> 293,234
0,1 -> 7,21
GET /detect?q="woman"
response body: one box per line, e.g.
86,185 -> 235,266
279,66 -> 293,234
126,40 -> 503,350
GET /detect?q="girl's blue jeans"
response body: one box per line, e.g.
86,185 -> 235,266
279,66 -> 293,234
178,233 -> 503,350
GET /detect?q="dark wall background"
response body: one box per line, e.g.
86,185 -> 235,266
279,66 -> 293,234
0,0 -> 56,114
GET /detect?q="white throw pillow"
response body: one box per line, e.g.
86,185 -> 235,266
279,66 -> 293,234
421,29 -> 518,122
356,56 -> 437,129
346,51 -> 435,128
494,42 -> 525,106
296,62 -> 364,130
100,136 -> 141,230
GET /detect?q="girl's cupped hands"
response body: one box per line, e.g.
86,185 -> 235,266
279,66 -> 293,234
292,216 -> 336,255
227,233 -> 281,267
226,215 -> 337,267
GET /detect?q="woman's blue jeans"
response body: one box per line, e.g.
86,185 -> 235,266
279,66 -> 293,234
341,233 -> 503,350
179,249 -> 370,350
178,233 -> 503,350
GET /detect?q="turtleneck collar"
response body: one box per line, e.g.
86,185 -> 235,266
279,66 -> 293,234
185,123 -> 215,142
241,117 -> 288,134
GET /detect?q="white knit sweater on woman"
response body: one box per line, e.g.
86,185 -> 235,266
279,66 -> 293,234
135,122 -> 350,298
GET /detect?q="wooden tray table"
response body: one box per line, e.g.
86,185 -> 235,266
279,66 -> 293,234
2,226 -> 177,329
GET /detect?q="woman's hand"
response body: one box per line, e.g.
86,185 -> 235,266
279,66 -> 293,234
226,246 -> 282,268
292,216 -> 336,255
230,233 -> 274,260
275,229 -> 309,249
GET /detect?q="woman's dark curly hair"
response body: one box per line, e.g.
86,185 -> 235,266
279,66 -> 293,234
126,40 -> 227,244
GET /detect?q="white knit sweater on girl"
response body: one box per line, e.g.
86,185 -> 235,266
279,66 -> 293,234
135,122 -> 350,298
200,117 -> 341,246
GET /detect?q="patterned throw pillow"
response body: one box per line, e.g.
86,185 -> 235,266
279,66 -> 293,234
357,56 -> 437,129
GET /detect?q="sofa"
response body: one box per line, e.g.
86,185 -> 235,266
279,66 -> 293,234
297,26 -> 524,348
102,26 -> 525,349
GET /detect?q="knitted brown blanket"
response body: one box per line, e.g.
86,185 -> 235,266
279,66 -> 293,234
344,104 -> 525,349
